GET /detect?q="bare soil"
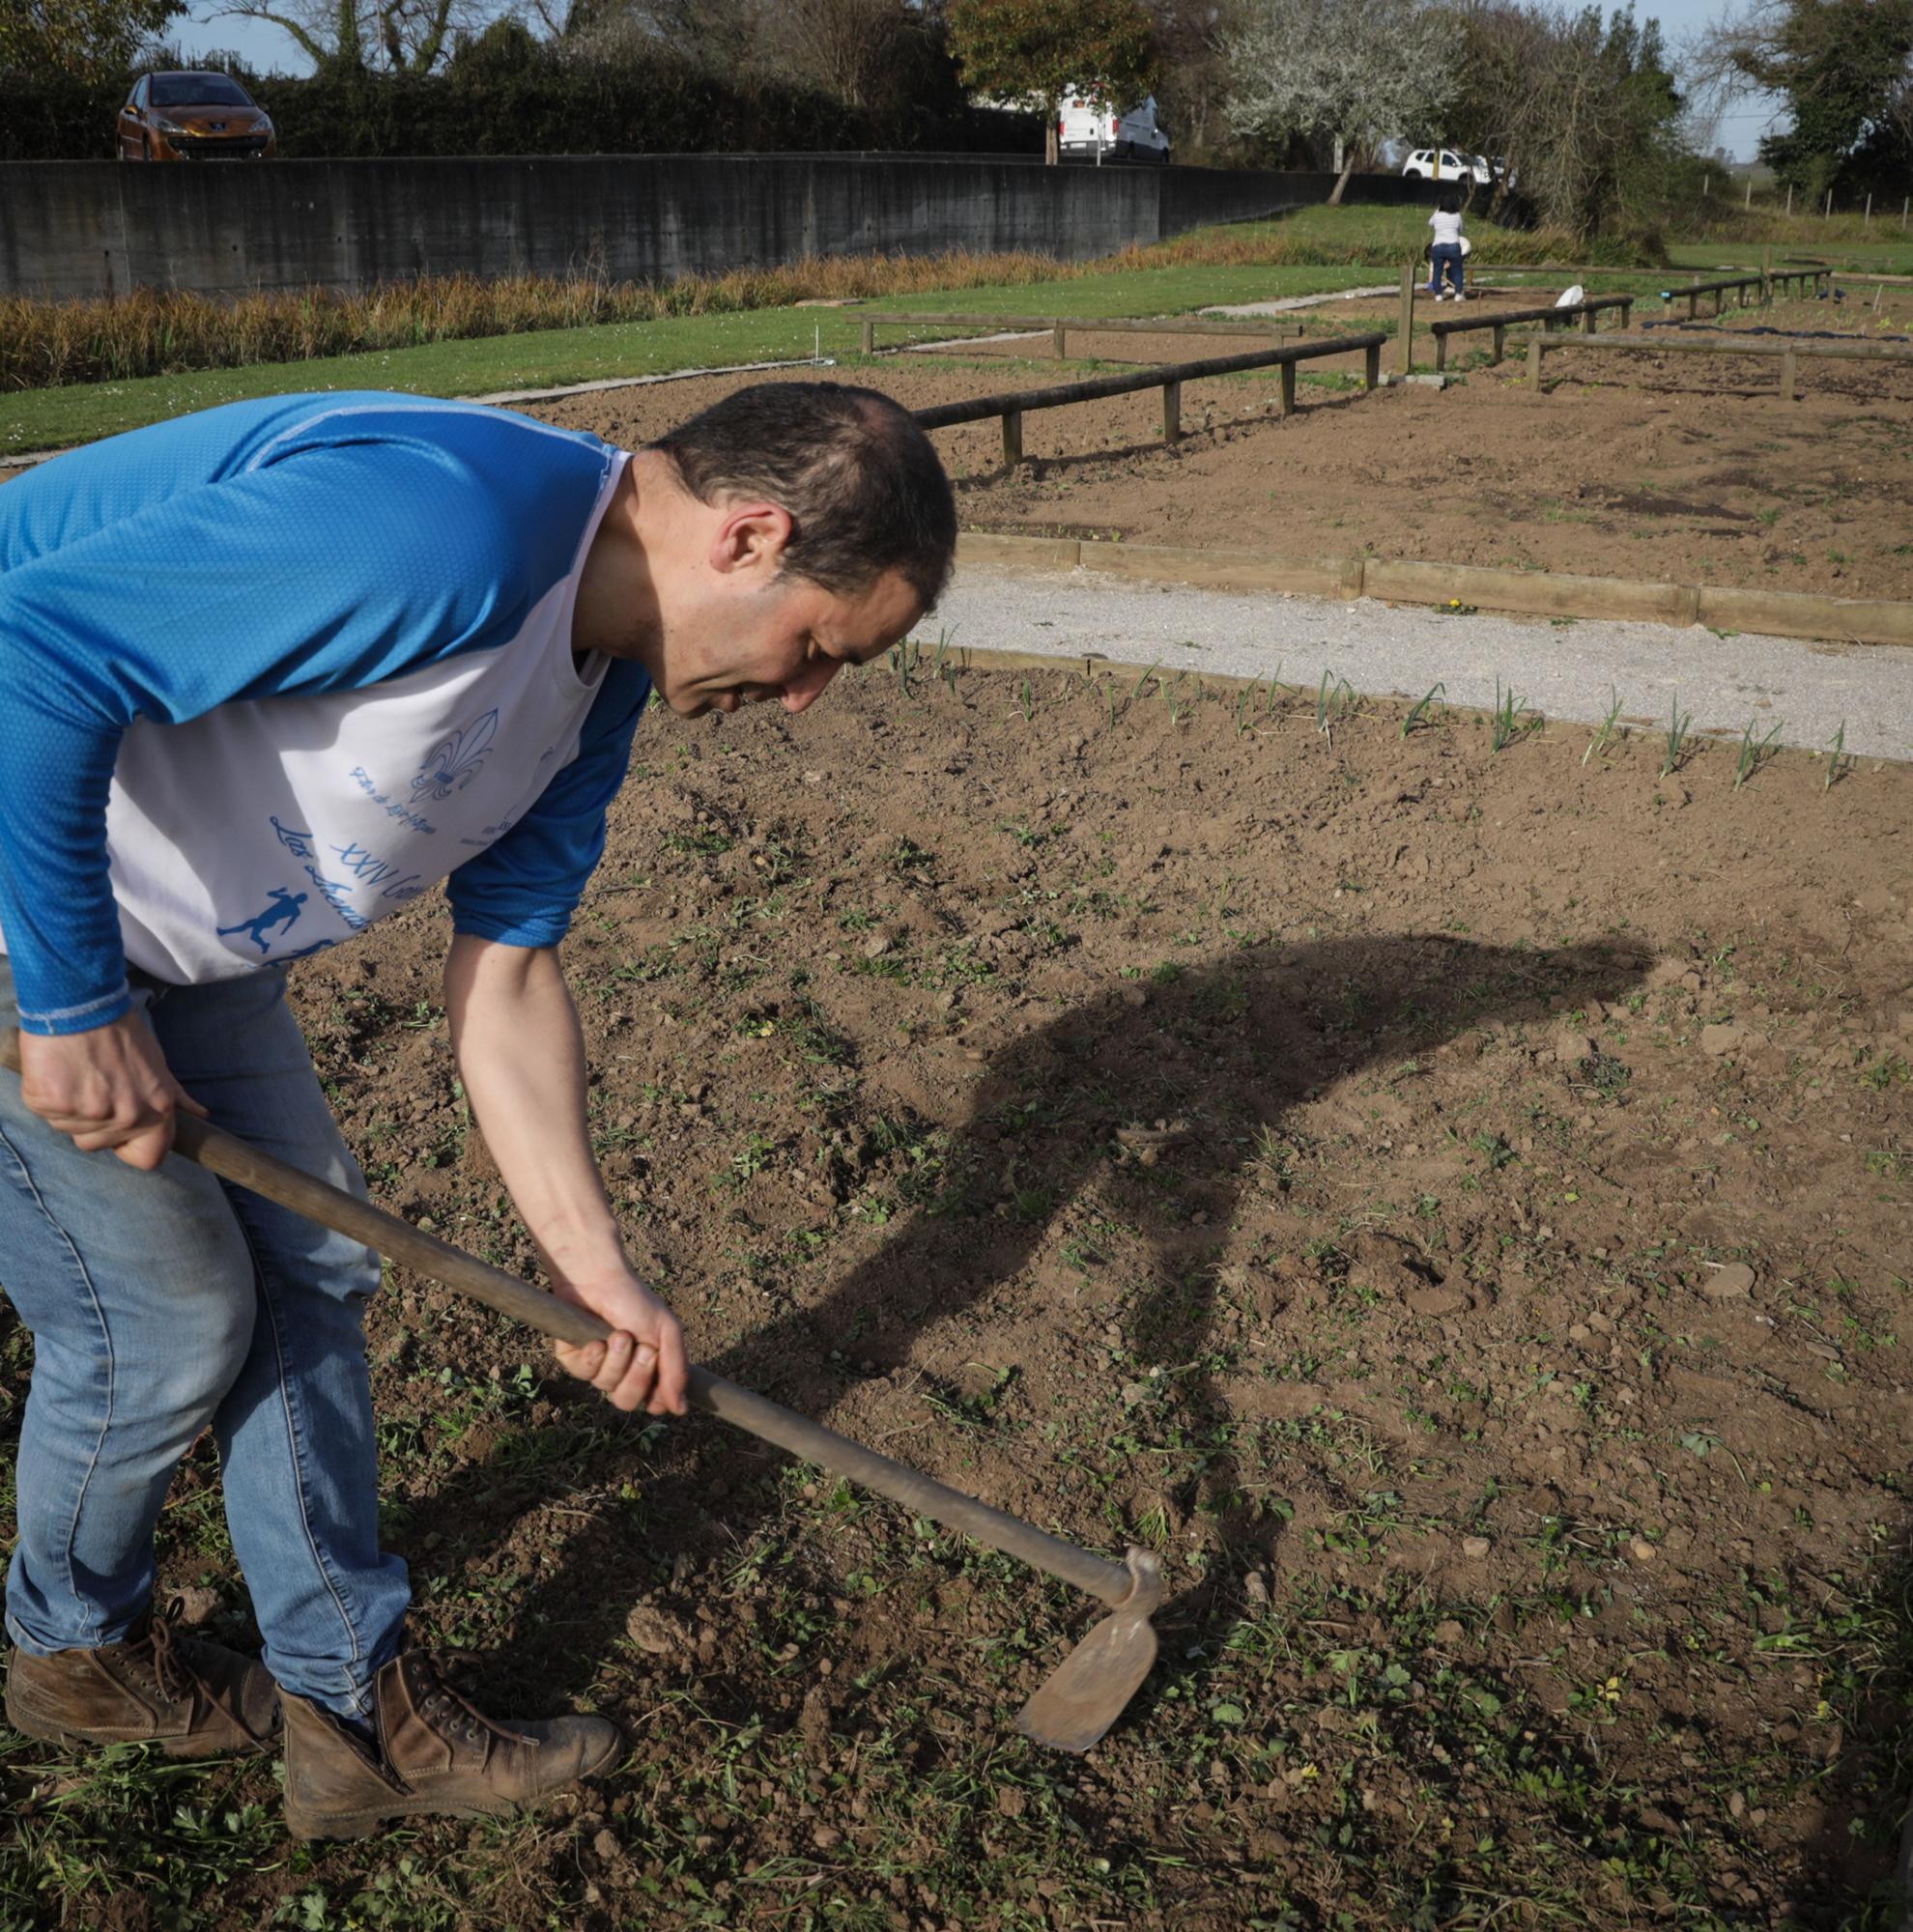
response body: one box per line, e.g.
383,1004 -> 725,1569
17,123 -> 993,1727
4,320 -> 1912,1929
531,294 -> 1913,602
10,662 -> 1904,1929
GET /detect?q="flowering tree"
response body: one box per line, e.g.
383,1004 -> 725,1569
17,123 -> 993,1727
1224,0 -> 1457,199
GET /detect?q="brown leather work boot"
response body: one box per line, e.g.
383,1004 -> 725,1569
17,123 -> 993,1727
282,1648 -> 623,1840
4,1603 -> 278,1758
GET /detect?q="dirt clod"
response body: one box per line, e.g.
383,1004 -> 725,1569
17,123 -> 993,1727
1702,1263 -> 1757,1298
622,1605 -> 689,1656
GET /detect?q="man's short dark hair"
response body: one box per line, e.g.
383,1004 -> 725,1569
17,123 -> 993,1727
648,383 -> 956,611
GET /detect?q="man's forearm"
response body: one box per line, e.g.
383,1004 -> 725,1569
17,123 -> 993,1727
442,934 -> 623,1284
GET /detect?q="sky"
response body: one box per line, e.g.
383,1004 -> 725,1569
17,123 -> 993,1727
169,0 -> 1788,163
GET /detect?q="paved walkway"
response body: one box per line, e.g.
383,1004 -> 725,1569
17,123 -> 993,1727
936,564 -> 1913,763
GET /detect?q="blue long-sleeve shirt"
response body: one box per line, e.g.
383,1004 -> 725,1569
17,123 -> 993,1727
0,392 -> 650,1034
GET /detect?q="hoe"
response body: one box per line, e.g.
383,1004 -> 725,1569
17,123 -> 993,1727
0,1038 -> 1160,1753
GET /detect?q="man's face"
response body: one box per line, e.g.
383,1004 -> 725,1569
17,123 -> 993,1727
603,465 -> 934,719
655,562 -> 924,719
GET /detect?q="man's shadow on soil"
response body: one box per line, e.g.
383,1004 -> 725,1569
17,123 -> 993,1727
428,931 -> 1653,1690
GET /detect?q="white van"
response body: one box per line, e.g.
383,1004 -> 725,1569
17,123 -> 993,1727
1058,93 -> 1171,164
1402,148 -> 1491,185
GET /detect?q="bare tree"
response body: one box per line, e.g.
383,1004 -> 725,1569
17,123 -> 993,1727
1225,0 -> 1458,198
1447,3 -> 1685,232
211,0 -> 504,70
767,0 -> 924,113
1146,0 -> 1247,160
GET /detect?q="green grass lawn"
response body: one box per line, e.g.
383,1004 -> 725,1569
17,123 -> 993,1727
1,262 -> 1396,456
1,307 -> 869,455
863,262 -> 1382,321
14,198 -> 1899,461
1207,202 -> 1544,262
1670,229 -> 1913,276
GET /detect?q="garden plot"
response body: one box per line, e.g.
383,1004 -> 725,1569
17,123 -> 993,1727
533,351 -> 1913,603
6,661 -> 1905,1930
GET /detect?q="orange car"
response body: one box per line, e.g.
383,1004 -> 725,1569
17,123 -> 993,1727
117,71 -> 277,161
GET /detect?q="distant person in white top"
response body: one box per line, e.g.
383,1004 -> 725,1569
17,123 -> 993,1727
1428,196 -> 1466,301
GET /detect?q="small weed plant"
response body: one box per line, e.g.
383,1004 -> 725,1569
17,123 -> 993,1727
1733,717 -> 1783,789
1661,693 -> 1694,777
1402,683 -> 1445,739
1490,680 -> 1535,753
1583,686 -> 1624,766
1315,670 -> 1356,745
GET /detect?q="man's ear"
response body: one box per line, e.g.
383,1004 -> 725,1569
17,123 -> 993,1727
708,501 -> 794,577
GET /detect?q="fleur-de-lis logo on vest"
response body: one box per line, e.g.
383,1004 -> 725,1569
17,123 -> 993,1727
412,710 -> 499,803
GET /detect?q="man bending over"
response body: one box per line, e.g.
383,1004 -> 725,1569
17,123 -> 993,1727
0,382 -> 955,1838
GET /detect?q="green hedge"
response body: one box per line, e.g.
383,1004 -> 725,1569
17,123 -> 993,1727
0,32 -> 1038,162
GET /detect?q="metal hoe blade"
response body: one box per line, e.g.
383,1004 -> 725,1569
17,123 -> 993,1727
1016,1548 -> 1164,1754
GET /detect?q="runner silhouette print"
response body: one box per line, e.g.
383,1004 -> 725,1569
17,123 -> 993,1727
216,887 -> 308,954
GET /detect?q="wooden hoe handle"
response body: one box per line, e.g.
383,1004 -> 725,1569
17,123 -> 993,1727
0,1033 -> 1133,1610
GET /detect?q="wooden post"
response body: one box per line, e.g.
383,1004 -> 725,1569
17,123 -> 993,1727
1434,329 -> 1448,373
1785,184 -> 1792,216
1397,263 -> 1414,375
1491,322 -> 1506,365
1620,298 -> 1633,329
1278,361 -> 1297,417
1581,304 -> 1597,334
1866,192 -> 1872,224
1527,335 -> 1544,390
1780,346 -> 1797,402
1363,341 -> 1382,390
861,317 -> 875,355
1761,246 -> 1771,302
1001,410 -> 1023,468
1161,381 -> 1182,443
1825,188 -> 1833,216
1686,288 -> 1699,320
1053,323 -> 1067,357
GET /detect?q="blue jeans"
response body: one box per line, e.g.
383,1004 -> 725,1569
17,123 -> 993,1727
1430,243 -> 1464,296
0,958 -> 409,1718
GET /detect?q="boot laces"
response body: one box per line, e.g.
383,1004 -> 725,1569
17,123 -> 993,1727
134,1603 -> 201,1705
408,1655 -> 533,1749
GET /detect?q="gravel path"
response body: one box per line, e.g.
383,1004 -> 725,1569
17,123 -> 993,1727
1201,285 -> 1398,315
934,564 -> 1913,762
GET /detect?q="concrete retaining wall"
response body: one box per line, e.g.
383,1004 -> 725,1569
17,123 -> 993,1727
0,155 -> 1448,300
